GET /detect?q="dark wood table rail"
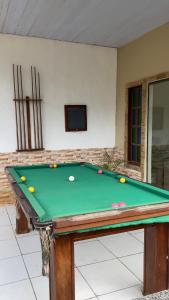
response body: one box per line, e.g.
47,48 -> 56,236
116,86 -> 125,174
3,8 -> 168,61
16,202 -> 169,300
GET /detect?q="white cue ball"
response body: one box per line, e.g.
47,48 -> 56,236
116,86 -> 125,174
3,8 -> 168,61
69,176 -> 75,182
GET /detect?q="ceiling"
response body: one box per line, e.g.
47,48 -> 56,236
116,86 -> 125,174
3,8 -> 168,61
1,0 -> 169,47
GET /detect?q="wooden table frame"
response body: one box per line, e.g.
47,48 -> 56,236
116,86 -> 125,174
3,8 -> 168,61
15,202 -> 169,300
6,172 -> 169,300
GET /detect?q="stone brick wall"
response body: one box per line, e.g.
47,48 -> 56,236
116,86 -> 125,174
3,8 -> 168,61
0,147 -> 141,205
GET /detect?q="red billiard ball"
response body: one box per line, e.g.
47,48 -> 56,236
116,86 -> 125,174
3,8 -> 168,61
118,202 -> 126,207
98,169 -> 103,174
49,164 -> 53,168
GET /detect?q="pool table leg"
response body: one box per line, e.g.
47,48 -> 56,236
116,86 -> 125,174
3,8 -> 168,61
16,202 -> 30,234
49,235 -> 75,300
144,223 -> 169,295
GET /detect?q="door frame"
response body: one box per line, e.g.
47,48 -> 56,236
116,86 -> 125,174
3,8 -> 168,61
147,77 -> 169,183
125,72 -> 169,182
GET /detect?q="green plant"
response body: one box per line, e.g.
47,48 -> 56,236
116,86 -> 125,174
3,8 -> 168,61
102,151 -> 124,171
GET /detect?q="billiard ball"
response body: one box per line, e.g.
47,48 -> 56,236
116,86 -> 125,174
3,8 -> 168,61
21,176 -> 26,182
49,164 -> 53,168
98,169 -> 103,174
28,186 -> 35,193
118,202 -> 126,207
69,176 -> 75,182
53,164 -> 58,168
112,203 -> 118,209
119,177 -> 126,183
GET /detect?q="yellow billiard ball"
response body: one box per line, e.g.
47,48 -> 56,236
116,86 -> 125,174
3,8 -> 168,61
53,164 -> 58,168
28,186 -> 35,193
119,177 -> 126,183
21,176 -> 26,182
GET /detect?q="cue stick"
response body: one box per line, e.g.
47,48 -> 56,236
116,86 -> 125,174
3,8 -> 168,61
34,67 -> 40,148
38,72 -> 43,148
13,64 -> 19,150
17,65 -> 23,150
26,96 -> 32,149
20,65 -> 26,150
31,66 -> 37,149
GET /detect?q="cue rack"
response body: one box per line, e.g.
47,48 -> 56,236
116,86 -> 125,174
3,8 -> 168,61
13,65 -> 43,151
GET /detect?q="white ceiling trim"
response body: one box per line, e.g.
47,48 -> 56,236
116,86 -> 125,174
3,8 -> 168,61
0,0 -> 169,47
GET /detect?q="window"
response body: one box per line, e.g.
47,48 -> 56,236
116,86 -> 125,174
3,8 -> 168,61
64,105 -> 87,132
128,85 -> 142,165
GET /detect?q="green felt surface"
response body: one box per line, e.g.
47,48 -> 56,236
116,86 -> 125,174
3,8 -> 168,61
9,163 -> 169,226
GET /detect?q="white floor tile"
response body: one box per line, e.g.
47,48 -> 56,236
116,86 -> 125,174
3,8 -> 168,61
99,233 -> 143,257
129,229 -> 144,234
120,253 -> 143,281
32,271 -> 96,300
31,270 -> 96,300
10,218 -> 16,227
0,209 -> 10,226
130,231 -> 144,243
31,276 -> 49,300
79,259 -> 140,296
0,279 -> 36,300
6,205 -> 16,216
0,226 -> 15,241
75,269 -> 95,300
0,239 -> 20,259
6,205 -> 16,225
11,223 -> 17,231
75,241 -> 115,266
15,230 -> 39,238
98,232 -> 129,240
23,252 -> 42,278
0,206 -> 7,214
0,256 -> 28,285
17,235 -> 41,254
98,285 -> 143,299
75,238 -> 98,244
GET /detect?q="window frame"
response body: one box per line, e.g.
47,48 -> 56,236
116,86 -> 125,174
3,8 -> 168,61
127,85 -> 142,166
64,105 -> 87,132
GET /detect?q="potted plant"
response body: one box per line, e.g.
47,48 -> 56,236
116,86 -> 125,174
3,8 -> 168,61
102,151 -> 125,172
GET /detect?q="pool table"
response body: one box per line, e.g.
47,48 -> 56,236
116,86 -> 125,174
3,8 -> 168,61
6,162 -> 169,300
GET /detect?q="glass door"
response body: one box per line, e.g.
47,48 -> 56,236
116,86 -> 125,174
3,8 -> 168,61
147,79 -> 169,190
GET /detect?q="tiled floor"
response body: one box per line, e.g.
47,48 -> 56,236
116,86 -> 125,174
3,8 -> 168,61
0,205 -> 144,300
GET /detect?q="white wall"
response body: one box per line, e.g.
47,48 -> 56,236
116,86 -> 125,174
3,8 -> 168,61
0,34 -> 117,152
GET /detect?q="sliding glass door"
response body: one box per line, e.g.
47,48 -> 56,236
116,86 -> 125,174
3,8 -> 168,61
147,79 -> 169,190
